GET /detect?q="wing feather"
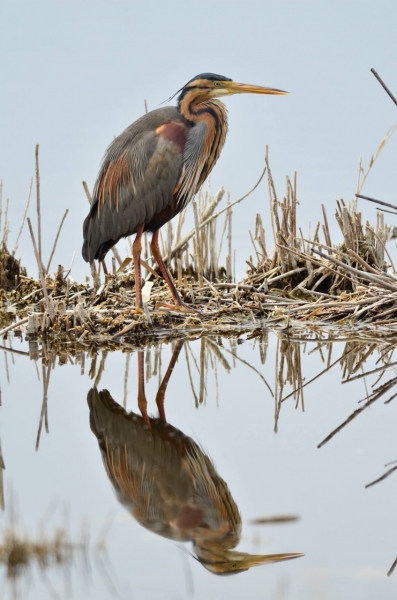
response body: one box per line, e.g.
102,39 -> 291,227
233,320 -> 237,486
82,108 -> 187,262
177,121 -> 207,207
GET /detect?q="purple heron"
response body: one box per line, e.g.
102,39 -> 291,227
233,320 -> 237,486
82,73 -> 287,310
87,342 -> 302,574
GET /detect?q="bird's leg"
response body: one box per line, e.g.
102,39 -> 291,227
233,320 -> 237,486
150,230 -> 199,313
150,229 -> 183,306
155,340 -> 184,421
137,350 -> 150,427
133,225 -> 145,312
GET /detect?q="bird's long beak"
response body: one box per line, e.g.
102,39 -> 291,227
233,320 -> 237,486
247,552 -> 304,566
198,550 -> 304,574
226,81 -> 288,95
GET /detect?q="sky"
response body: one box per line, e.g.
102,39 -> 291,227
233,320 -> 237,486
1,0 -> 397,281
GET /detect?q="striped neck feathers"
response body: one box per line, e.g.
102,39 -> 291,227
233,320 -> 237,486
178,91 -> 228,130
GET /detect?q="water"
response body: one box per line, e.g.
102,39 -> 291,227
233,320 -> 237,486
0,331 -> 396,599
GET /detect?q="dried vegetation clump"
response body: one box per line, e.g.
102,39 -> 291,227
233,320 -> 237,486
0,523 -> 79,579
0,494 -> 97,597
1,99 -> 397,342
0,244 -> 26,292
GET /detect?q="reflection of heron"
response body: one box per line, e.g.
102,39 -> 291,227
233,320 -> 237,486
88,342 -> 302,574
82,74 -> 287,310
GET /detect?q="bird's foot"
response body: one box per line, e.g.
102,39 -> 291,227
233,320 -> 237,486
155,301 -> 200,315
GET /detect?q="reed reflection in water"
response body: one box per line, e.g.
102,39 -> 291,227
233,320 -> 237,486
2,328 -> 397,596
88,341 -> 303,575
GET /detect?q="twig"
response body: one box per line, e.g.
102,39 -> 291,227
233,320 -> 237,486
27,217 -> 55,320
164,187 -> 225,262
387,557 -> 397,577
46,209 -> 69,273
278,244 -> 361,289
199,337 -> 206,404
365,464 -> 397,488
282,347 -> 356,403
0,317 -> 29,338
321,204 -> 332,248
164,164 -> 265,264
36,363 -> 51,450
375,207 -> 397,216
365,224 -> 396,273
226,195 -> 232,280
0,344 -> 30,356
346,248 -> 384,275
352,296 -> 395,320
192,201 -> 204,287
305,236 -> 396,281
318,378 -> 397,448
111,246 -> 122,266
267,267 -> 306,284
371,68 -> 397,107
250,515 -> 299,524
184,343 -> 199,408
221,345 -> 274,396
356,193 -> 397,212
123,352 -> 131,408
312,249 -> 397,293
1,197 -> 9,246
207,166 -> 266,226
35,144 -> 43,269
13,177 -> 33,256
82,181 -> 93,204
356,126 -> 397,194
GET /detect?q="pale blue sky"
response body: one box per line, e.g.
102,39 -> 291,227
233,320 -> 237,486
1,0 -> 397,278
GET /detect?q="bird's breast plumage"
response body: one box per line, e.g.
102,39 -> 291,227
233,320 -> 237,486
155,122 -> 188,153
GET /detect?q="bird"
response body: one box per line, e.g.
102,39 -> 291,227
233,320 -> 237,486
87,342 -> 303,574
82,73 -> 287,311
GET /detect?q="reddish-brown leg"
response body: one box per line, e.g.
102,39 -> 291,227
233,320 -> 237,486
155,340 -> 184,421
150,229 -> 198,312
150,229 -> 183,305
133,225 -> 145,310
137,350 -> 150,427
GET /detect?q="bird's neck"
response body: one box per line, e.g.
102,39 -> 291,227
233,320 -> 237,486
176,94 -> 229,203
178,95 -> 228,130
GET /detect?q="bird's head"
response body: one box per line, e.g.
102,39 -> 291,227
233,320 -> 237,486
175,73 -> 288,106
195,548 -> 304,575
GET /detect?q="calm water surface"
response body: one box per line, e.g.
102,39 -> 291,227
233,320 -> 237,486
0,331 -> 396,599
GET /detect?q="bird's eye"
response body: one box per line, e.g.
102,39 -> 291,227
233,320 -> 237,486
214,82 -> 221,87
